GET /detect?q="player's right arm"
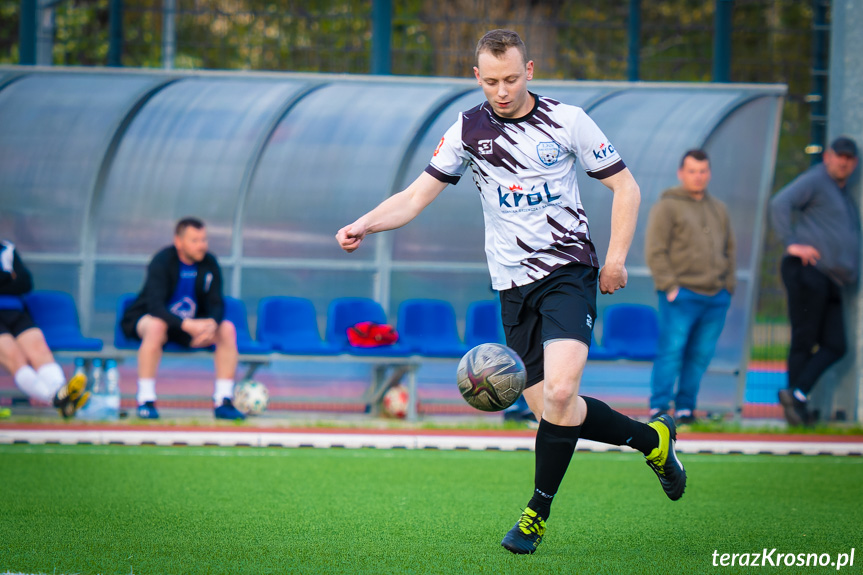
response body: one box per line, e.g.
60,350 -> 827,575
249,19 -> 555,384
336,171 -> 448,253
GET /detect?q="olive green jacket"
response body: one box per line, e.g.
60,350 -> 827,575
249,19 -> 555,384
645,186 -> 736,296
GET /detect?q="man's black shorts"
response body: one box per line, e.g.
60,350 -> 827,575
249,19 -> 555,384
121,313 -> 193,347
499,264 -> 598,388
0,309 -> 38,338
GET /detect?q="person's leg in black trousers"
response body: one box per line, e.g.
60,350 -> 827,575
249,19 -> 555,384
779,256 -> 846,424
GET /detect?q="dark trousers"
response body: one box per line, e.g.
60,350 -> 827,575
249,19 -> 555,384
781,256 -> 847,394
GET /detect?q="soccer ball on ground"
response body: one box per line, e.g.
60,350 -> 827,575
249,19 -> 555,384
233,380 -> 269,415
382,384 -> 410,419
457,343 -> 526,412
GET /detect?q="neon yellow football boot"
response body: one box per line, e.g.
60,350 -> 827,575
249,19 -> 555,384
501,507 -> 546,554
645,414 -> 686,500
52,373 -> 90,419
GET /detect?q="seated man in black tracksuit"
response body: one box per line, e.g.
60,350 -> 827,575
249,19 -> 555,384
120,217 -> 244,420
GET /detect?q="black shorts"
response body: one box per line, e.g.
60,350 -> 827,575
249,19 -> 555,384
121,313 -> 193,347
0,309 -> 38,338
499,264 -> 598,388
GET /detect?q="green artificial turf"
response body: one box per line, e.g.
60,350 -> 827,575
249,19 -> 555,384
1,444 -> 861,574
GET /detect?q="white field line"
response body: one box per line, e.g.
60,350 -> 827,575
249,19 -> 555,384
0,428 -> 861,455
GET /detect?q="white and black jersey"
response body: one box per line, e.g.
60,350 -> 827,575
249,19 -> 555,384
425,93 -> 625,290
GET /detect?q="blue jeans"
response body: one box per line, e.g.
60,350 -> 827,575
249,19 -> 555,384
649,288 -> 731,412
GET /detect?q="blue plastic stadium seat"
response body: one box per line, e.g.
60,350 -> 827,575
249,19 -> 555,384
600,303 -> 659,361
464,300 -> 504,348
256,296 -> 337,355
397,299 -> 469,358
587,332 -> 620,360
224,297 -> 272,354
114,294 -> 143,350
22,290 -> 103,352
325,297 -> 412,356
114,293 -> 270,354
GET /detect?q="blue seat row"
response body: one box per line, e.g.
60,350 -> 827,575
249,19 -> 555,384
258,297 -> 660,360
22,291 -> 659,361
257,296 -> 505,358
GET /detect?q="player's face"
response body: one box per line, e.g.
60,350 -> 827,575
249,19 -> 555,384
823,149 -> 858,185
474,47 -> 534,119
174,226 -> 208,264
677,157 -> 711,195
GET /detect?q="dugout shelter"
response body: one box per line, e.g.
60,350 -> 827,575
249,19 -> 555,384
0,67 -> 784,416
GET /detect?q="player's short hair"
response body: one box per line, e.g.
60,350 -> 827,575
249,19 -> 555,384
680,149 -> 710,168
175,217 -> 205,237
475,29 -> 528,65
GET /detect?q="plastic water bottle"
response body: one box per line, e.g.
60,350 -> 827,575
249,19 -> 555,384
90,359 -> 104,395
73,358 -> 86,378
77,359 -> 118,420
103,359 -> 120,420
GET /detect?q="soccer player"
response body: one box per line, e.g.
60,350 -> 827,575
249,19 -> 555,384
336,29 -> 686,554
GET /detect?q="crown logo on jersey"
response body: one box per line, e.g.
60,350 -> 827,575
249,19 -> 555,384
537,141 -> 561,166
509,184 -> 523,191
433,137 -> 445,157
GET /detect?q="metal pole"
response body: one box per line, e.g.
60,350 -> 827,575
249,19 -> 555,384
827,0 -> 863,423
807,0 -> 829,165
162,0 -> 175,70
19,0 -> 37,65
371,0 -> 392,75
627,0 -> 641,82
712,0 -> 733,83
36,2 -> 55,66
108,0 -> 123,67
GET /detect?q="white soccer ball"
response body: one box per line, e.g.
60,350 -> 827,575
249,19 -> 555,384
233,380 -> 270,415
382,384 -> 410,419
457,343 -> 526,412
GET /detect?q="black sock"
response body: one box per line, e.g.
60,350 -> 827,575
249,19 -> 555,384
529,418 -> 580,521
579,396 -> 658,456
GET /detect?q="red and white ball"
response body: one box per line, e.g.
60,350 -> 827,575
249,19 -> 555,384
382,384 -> 410,419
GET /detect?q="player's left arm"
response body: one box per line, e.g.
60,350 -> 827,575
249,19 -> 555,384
597,167 -> 640,295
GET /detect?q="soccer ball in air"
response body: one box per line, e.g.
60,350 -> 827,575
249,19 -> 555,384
457,343 -> 526,412
383,384 -> 410,419
233,380 -> 270,415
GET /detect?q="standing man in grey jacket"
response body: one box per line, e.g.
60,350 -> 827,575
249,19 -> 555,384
770,136 -> 860,426
645,149 -> 736,424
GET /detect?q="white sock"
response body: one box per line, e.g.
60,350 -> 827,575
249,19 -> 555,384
214,379 -> 234,406
37,362 -> 66,399
15,366 -> 52,403
137,378 -> 157,405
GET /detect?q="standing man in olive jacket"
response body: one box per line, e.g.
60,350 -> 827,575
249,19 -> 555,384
120,217 -> 245,420
645,149 -> 736,424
